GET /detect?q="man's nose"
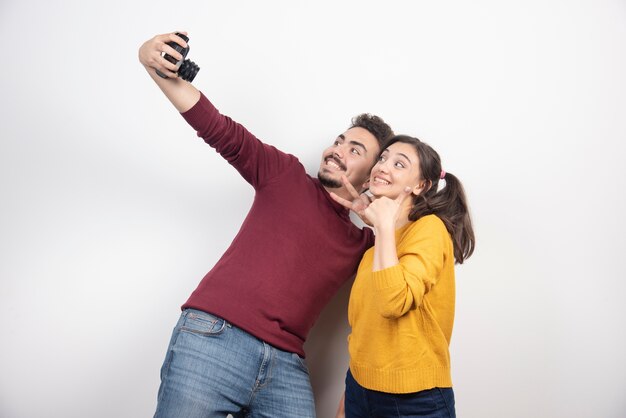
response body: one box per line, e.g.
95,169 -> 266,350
334,144 -> 346,158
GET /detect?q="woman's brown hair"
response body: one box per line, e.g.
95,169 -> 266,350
383,135 -> 475,264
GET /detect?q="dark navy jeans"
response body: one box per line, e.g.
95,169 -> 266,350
345,369 -> 455,418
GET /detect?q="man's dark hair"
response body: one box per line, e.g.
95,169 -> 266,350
350,114 -> 394,147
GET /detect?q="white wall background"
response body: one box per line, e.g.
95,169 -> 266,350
1,1 -> 625,417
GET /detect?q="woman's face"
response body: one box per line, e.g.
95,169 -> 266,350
368,141 -> 424,199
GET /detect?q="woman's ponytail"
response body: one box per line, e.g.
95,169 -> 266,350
421,171 -> 475,264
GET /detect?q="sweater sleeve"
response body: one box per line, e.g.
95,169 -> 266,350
371,216 -> 448,319
180,93 -> 297,188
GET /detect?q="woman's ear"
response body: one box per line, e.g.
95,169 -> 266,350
412,179 -> 431,196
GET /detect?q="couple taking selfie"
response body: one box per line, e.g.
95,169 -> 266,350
139,31 -> 475,418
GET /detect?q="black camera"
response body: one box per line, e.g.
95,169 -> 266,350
156,33 -> 200,82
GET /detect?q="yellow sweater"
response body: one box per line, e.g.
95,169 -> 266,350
348,214 -> 455,394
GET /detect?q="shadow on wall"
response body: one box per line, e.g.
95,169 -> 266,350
305,276 -> 355,417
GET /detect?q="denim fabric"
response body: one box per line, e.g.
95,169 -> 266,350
345,369 -> 455,418
154,309 -> 315,418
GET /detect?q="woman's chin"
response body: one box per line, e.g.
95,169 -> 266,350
370,189 -> 396,199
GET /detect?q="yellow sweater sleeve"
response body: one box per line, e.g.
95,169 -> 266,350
372,215 -> 448,319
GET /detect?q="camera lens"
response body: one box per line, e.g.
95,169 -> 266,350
178,59 -> 200,82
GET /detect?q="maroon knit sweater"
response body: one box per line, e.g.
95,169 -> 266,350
180,93 -> 374,356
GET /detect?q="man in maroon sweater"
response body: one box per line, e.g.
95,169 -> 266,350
139,32 -> 394,418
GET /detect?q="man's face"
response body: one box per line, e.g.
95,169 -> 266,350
318,127 -> 380,193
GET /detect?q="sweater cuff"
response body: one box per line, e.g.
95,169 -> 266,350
372,264 -> 405,291
180,92 -> 216,129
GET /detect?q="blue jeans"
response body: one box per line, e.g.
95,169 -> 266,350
345,369 -> 455,418
154,309 -> 316,418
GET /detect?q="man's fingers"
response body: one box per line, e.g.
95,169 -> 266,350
340,175 -> 362,199
159,54 -> 180,70
353,194 -> 371,211
329,192 -> 353,210
161,42 -> 183,60
174,32 -> 188,44
164,32 -> 188,48
155,63 -> 178,79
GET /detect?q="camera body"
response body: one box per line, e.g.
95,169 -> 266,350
156,33 -> 200,82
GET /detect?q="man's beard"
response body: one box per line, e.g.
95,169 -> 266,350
318,171 -> 342,188
319,154 -> 347,188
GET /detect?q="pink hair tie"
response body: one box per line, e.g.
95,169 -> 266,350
440,170 -> 446,179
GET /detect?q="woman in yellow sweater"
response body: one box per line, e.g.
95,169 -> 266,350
332,135 -> 475,418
